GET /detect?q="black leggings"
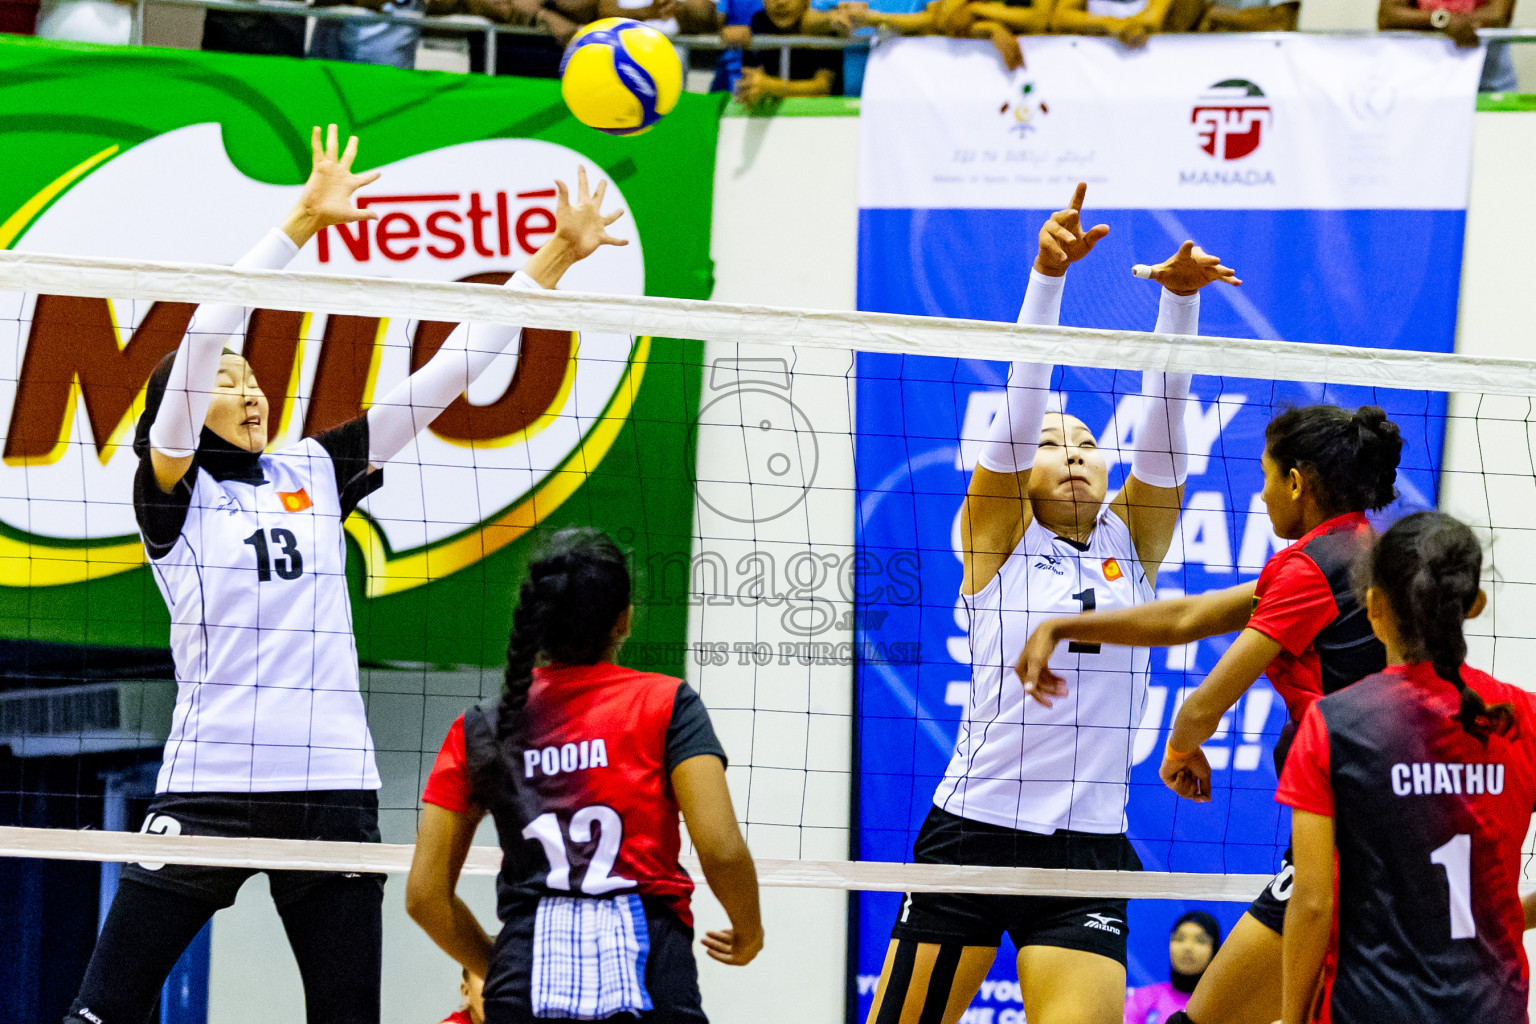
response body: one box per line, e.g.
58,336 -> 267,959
63,873 -> 383,1024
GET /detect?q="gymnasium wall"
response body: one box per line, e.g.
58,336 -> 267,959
204,103 -> 1536,1024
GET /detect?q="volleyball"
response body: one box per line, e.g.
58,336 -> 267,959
559,18 -> 681,137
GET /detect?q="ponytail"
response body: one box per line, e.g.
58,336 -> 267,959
496,528 -> 631,739
1361,511 -> 1514,743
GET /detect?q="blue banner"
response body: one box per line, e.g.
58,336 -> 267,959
852,33 -> 1478,1018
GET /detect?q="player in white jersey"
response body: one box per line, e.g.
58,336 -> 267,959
864,184 -> 1240,1024
63,128 -> 627,1024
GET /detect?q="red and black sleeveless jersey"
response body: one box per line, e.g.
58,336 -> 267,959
1276,663 -> 1536,1024
422,663 -> 726,926
1248,511 -> 1384,727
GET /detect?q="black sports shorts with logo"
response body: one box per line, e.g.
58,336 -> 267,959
889,805 -> 1142,963
122,789 -> 385,907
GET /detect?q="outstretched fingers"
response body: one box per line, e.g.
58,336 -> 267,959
576,164 -> 590,203
340,133 -> 360,171
1068,180 -> 1087,212
310,126 -> 325,163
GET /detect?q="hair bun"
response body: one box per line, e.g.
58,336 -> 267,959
1353,405 -> 1402,509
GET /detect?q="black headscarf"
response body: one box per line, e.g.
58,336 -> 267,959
135,350 -> 265,485
1170,911 -> 1222,993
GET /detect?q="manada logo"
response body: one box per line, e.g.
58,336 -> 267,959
0,124 -> 647,594
1191,79 -> 1272,161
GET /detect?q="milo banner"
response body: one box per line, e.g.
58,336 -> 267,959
853,35 -> 1480,1019
0,37 -> 721,670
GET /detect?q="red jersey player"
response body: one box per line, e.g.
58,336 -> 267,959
1018,403 -> 1404,1024
405,528 -> 763,1023
1278,510 -> 1536,1024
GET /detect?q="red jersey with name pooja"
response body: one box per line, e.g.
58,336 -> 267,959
1276,663 -> 1536,1024
1248,511 -> 1384,725
422,663 -> 725,927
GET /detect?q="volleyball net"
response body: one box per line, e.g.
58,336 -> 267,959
2,248 -> 1535,912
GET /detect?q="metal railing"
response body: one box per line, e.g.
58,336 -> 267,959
122,0 -> 1536,79
131,0 -> 857,74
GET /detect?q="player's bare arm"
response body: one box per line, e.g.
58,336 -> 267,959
1161,626 -> 1282,801
1279,809 -> 1335,1024
674,754 -> 764,966
406,803 -> 495,980
1018,580 -> 1256,707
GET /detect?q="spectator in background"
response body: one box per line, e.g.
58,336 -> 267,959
1378,0 -> 1517,93
710,0 -> 766,92
1051,0 -> 1179,47
1166,0 -> 1297,29
201,4 -> 306,56
1123,911 -> 1222,1024
732,0 -> 852,106
0,0 -> 38,32
439,967 -> 485,1024
310,0 -> 426,68
449,0 -> 595,75
601,0 -> 719,33
843,0 -> 1039,69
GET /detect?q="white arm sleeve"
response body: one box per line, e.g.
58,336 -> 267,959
975,269 -> 1062,474
367,271 -> 541,466
1130,289 -> 1199,489
148,228 -> 300,457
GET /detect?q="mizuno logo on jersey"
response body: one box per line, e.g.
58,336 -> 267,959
278,488 -> 313,513
1034,558 -> 1066,576
1101,558 -> 1122,581
213,495 -> 242,516
1083,912 -> 1123,935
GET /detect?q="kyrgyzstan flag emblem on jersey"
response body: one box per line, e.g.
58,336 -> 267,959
278,488 -> 313,513
1101,557 -> 1123,581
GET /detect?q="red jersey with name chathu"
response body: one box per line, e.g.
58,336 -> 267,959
422,663 -> 726,927
1276,662 -> 1536,1024
1247,511 -> 1384,728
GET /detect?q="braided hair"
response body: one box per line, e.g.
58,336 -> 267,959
1265,405 -> 1403,515
497,528 -> 631,738
1360,511 -> 1514,743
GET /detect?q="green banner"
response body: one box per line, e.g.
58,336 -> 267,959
0,37 -> 721,672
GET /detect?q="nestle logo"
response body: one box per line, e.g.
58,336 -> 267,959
1191,79 -> 1272,162
316,190 -> 559,264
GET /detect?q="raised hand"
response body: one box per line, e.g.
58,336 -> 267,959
1141,240 -> 1241,296
1015,623 -> 1069,708
1035,182 -> 1110,277
552,165 -> 628,261
283,125 -> 382,247
521,165 -> 628,289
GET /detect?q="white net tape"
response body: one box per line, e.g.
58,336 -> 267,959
0,827 -> 1269,900
2,249 -> 1534,394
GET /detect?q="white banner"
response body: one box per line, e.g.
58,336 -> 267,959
859,34 -> 1483,211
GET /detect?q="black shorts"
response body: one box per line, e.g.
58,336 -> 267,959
485,896 -> 707,1024
1246,845 -> 1294,935
890,806 -> 1141,964
122,789 -> 385,909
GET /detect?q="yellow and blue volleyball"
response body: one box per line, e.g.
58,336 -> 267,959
559,18 -> 682,137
